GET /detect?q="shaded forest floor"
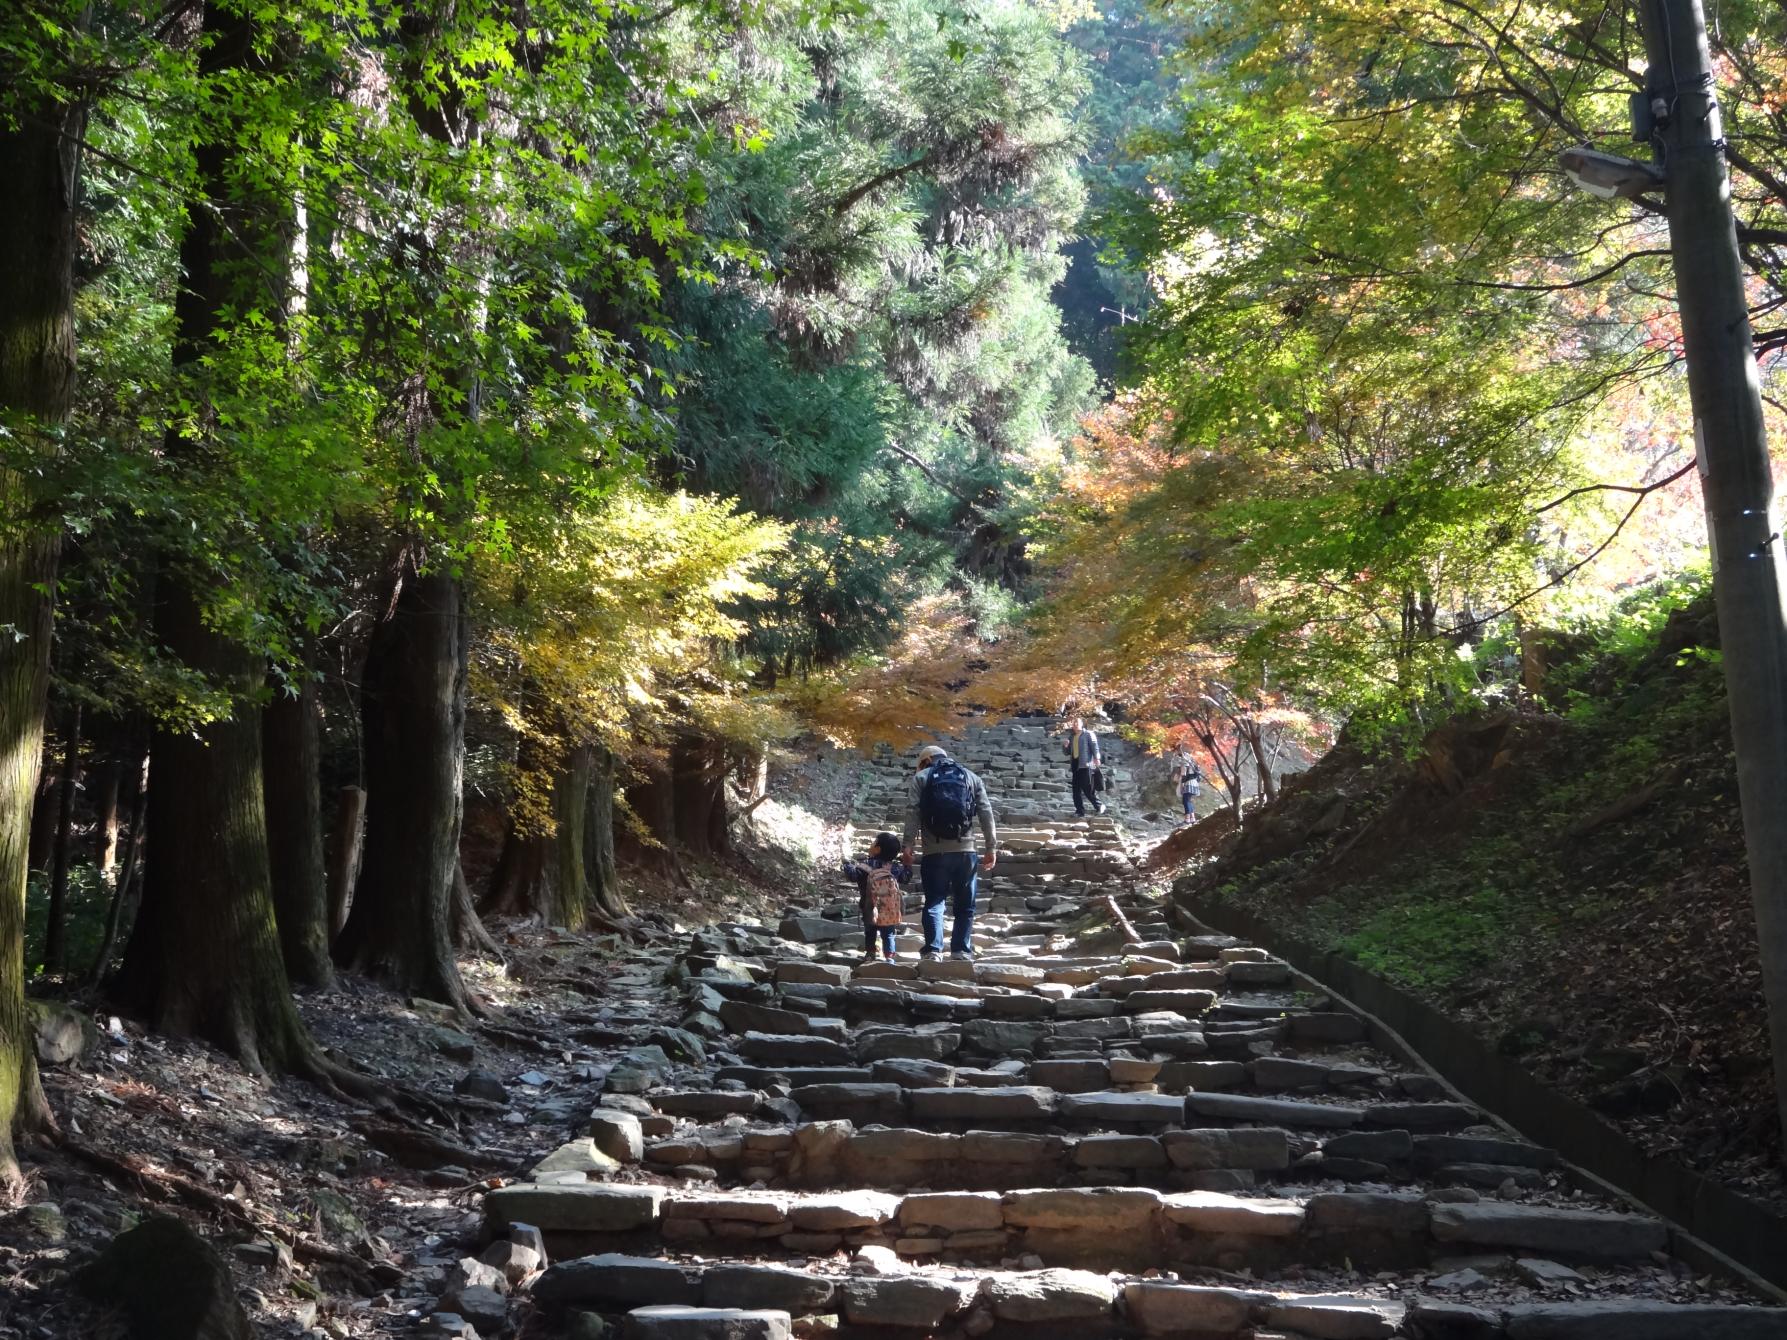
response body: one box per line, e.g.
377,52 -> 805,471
2,744 -> 862,1340
1169,589 -> 1784,1207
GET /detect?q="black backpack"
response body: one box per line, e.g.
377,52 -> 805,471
919,759 -> 978,840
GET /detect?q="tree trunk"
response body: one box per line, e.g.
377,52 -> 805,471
585,747 -> 628,919
114,1 -> 328,1078
483,821 -> 543,917
333,560 -> 471,1011
484,746 -> 592,928
118,582 -> 316,1071
88,750 -> 148,986
671,736 -> 731,857
661,736 -> 729,861
1193,724 -> 1247,823
0,71 -> 81,1186
1240,718 -> 1279,804
93,751 -> 122,879
326,785 -> 366,938
42,699 -> 81,979
27,768 -> 58,873
451,859 -> 503,958
620,755 -> 685,882
482,722 -> 545,917
263,674 -> 332,989
543,745 -> 592,928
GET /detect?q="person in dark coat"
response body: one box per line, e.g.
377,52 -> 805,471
1062,716 -> 1105,817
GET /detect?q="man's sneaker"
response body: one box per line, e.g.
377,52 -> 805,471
951,951 -> 973,962
921,951 -> 940,961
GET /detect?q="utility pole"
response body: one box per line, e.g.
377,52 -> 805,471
1638,0 -> 1787,1146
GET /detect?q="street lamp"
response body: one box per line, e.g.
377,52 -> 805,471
1557,145 -> 1667,200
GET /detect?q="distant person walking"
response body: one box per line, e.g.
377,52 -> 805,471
902,745 -> 997,961
1172,751 -> 1203,825
1062,716 -> 1105,817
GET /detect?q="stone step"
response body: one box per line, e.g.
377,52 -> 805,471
705,999 -> 1373,1070
521,1257 -> 1529,1336
484,1180 -> 1676,1273
616,1116 -> 1552,1192
704,1049 -> 1439,1102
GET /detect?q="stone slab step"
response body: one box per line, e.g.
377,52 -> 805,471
489,1181 -> 1672,1272
520,1251 -> 1787,1336
642,1121 -> 1298,1187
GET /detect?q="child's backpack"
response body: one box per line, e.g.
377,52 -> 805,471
866,864 -> 904,927
918,759 -> 977,840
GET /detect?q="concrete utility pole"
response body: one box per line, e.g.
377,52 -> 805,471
1638,0 -> 1787,1146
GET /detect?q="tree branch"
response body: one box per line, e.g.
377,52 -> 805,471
830,151 -> 941,217
1532,459 -> 1695,515
885,441 -> 989,518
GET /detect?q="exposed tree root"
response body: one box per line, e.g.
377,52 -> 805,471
2,1074 -> 61,1207
295,1045 -> 455,1126
348,1116 -> 517,1171
54,1134 -> 378,1290
477,1020 -> 565,1055
1101,893 -> 1142,944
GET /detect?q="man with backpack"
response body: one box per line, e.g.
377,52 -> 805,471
902,744 -> 998,961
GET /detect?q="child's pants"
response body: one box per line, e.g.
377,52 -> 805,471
863,919 -> 897,955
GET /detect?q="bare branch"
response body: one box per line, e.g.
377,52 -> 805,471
1532,459 -> 1696,515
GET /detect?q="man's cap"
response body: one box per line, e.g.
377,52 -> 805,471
916,744 -> 948,764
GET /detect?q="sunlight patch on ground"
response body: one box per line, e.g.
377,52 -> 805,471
741,794 -> 835,869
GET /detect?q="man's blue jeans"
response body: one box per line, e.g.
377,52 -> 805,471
920,851 -> 978,956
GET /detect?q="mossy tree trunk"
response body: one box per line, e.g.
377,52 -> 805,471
620,755 -> 684,882
0,72 -> 81,1187
263,672 -> 332,989
334,558 -> 471,1012
671,734 -> 731,858
121,583 -> 317,1069
486,744 -> 594,929
585,747 -> 628,920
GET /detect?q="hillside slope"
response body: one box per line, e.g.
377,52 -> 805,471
1170,589 -> 1783,1202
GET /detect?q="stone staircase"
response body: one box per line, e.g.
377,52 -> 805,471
843,717 -> 1139,888
459,718 -> 1787,1340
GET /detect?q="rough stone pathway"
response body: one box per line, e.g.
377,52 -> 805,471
449,718 -> 1787,1340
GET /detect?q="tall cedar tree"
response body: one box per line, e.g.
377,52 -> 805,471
331,5 -> 481,1011
116,1 -> 341,1074
0,84 -> 80,1187
335,553 -> 471,1007
262,671 -> 333,988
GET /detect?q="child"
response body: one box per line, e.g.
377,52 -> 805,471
843,831 -> 912,963
1173,754 -> 1203,825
